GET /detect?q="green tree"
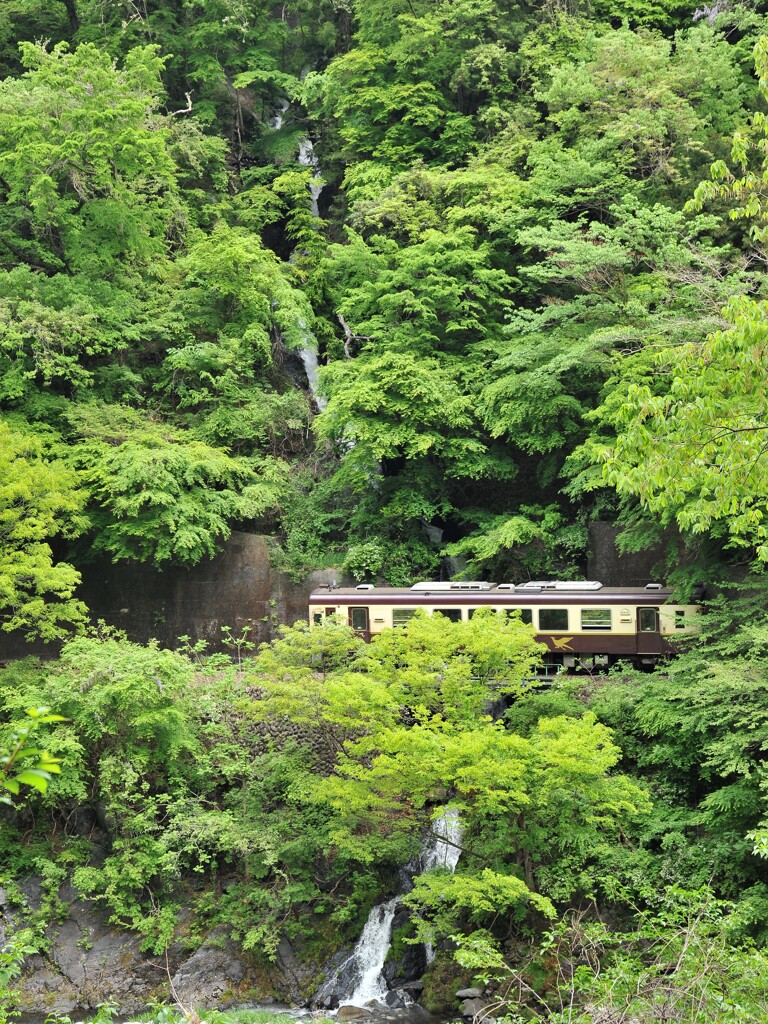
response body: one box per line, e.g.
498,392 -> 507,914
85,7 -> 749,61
249,615 -> 648,943
66,404 -> 287,566
590,295 -> 768,561
585,37 -> 768,564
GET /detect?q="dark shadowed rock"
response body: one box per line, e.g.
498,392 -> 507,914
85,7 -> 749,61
381,911 -> 426,988
9,882 -> 321,1013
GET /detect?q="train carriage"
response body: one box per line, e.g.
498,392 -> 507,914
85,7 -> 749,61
308,580 -> 700,673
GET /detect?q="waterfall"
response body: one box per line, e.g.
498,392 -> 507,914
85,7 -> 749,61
297,330 -> 327,411
315,896 -> 398,1008
344,897 -> 399,1006
295,138 -> 325,409
313,809 -> 462,1009
421,809 -> 462,963
267,98 -> 289,131
298,137 -> 323,218
421,808 -> 462,873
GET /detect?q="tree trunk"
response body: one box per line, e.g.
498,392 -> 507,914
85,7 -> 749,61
58,0 -> 80,33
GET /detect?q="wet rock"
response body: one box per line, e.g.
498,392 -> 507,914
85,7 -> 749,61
311,942 -> 357,1009
274,935 -> 321,1005
383,990 -> 411,1009
337,1006 -> 372,1020
400,980 -> 424,992
381,910 -> 426,988
10,881 -> 312,1013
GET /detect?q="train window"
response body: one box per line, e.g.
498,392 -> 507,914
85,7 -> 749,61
581,609 -> 611,630
675,610 -> 686,630
539,608 -> 569,631
313,612 -> 323,625
638,607 -> 658,632
434,609 -> 462,622
350,607 -> 369,632
393,608 -> 416,627
501,608 -> 533,625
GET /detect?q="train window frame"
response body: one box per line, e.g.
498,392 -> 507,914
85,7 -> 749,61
393,608 -> 417,627
581,608 -> 612,631
538,608 -> 569,631
350,607 -> 369,632
675,610 -> 686,630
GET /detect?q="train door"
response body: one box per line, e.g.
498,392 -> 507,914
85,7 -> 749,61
636,606 -> 662,654
348,605 -> 370,641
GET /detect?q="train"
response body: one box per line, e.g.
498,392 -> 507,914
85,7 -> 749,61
308,579 -> 701,673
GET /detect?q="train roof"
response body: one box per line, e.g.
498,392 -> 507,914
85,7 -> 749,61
309,581 -> 678,603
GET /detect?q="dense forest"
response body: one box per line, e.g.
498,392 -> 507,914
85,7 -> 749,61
3,0 -> 768,1019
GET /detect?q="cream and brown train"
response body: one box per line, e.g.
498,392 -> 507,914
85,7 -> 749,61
309,580 -> 701,673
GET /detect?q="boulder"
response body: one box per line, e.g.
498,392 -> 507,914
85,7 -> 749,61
337,1005 -> 372,1020
169,933 -> 246,1006
460,997 -> 486,1017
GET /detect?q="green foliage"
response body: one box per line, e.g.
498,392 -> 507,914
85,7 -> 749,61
249,616 -> 647,941
0,43 -> 182,278
456,887 -> 768,1023
67,404 -> 287,565
3,0 -> 768,1004
592,295 -> 768,561
0,927 -> 38,1024
0,416 -> 87,638
0,707 -> 63,805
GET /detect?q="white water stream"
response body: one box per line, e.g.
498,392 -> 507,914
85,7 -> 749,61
421,809 -> 463,873
421,809 -> 462,964
315,895 -> 398,1008
344,896 -> 399,1006
298,137 -> 323,218
265,104 -> 327,410
296,137 -> 326,408
314,809 -> 463,1008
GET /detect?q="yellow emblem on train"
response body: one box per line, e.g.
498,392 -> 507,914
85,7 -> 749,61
551,636 -> 575,651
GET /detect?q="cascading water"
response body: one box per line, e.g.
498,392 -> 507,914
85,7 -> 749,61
267,98 -> 289,131
296,325 -> 326,411
315,896 -> 398,1008
312,810 -> 462,1010
421,809 -> 462,963
295,137 -> 326,408
298,137 -> 323,218
421,809 -> 462,873
265,105 -> 327,410
344,897 -> 399,1006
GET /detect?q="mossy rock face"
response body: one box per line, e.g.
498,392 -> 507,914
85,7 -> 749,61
419,954 -> 474,1013
382,913 -> 426,985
